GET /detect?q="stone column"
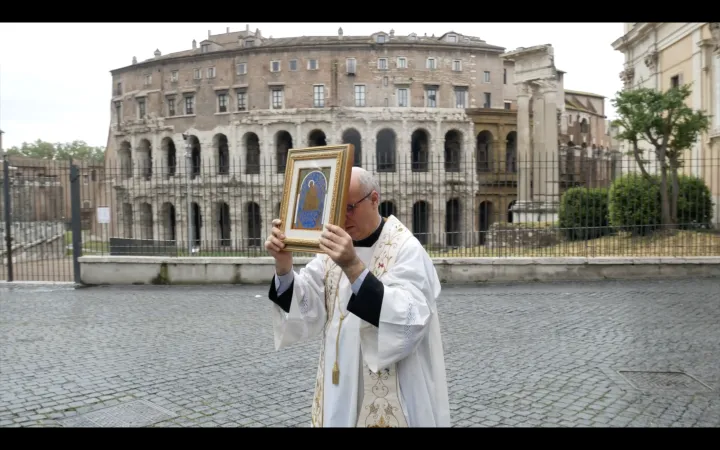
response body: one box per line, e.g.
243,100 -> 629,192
541,80 -> 560,222
531,82 -> 545,204
515,82 -> 532,204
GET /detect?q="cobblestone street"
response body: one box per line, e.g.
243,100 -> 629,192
1,278 -> 719,427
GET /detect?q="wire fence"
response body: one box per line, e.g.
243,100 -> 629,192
3,149 -> 720,282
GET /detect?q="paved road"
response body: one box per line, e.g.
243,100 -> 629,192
1,278 -> 719,428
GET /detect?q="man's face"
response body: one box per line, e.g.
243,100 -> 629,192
343,176 -> 378,241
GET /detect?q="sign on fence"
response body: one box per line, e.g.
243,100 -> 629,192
97,206 -> 110,224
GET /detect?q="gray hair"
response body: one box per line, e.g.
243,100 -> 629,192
352,166 -> 380,197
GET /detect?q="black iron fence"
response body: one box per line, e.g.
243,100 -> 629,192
3,149 -> 720,282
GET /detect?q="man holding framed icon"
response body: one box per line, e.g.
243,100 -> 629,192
264,143 -> 450,428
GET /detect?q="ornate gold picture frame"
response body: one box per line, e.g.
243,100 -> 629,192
278,144 -> 355,253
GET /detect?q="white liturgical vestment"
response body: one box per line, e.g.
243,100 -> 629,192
268,215 -> 450,427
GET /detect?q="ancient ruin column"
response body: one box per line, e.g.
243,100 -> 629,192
531,83 -> 545,206
541,80 -> 560,218
515,83 -> 532,204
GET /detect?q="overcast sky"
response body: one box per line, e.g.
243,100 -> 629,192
0,22 -> 625,149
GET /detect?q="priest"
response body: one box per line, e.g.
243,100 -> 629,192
264,166 -> 450,428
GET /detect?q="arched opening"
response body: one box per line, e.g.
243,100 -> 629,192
245,132 -> 261,174
161,202 -> 176,241
507,200 -> 517,223
411,129 -> 429,172
444,130 -> 462,172
161,137 -> 177,178
118,141 -> 132,179
478,201 -> 493,245
276,131 -> 293,174
580,118 -> 589,134
214,133 -> 230,175
191,202 -> 202,246
122,202 -> 133,238
445,198 -> 461,247
308,129 -> 327,147
476,131 -> 493,173
246,202 -> 262,247
505,131 -> 517,173
376,128 -> 396,172
379,201 -> 396,218
139,202 -> 153,240
342,128 -> 362,167
217,201 -> 231,247
137,139 -> 152,180
412,201 -> 430,245
188,135 -> 201,180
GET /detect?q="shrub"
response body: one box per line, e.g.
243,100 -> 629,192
608,173 -> 661,236
608,172 -> 714,235
558,187 -> 610,241
676,174 -> 714,229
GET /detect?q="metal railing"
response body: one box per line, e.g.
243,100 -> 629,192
3,149 -> 719,282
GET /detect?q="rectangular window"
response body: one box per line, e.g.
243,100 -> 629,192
168,98 -> 175,116
313,85 -> 325,107
397,88 -> 409,107
426,87 -> 437,107
170,71 -> 178,82
116,82 -> 122,96
271,61 -> 281,72
144,74 -> 151,86
483,92 -> 491,108
218,93 -> 228,112
426,58 -> 436,69
503,68 -> 507,84
138,99 -> 146,118
115,102 -> 121,123
397,57 -> 407,69
289,60 -> 298,71
185,96 -> 194,115
378,58 -> 388,70
452,60 -> 462,71
236,63 -> 247,75
194,68 -> 201,79
237,91 -> 247,111
346,58 -> 357,74
207,67 -> 216,78
272,89 -> 283,109
504,101 -> 511,110
354,85 -> 366,107
308,59 -> 318,70
484,71 -> 490,83
454,89 -> 467,108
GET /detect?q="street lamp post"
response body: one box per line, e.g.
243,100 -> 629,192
182,133 -> 193,256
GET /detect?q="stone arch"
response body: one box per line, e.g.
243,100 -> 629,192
505,131 -> 517,173
412,201 -> 430,245
308,129 -> 327,147
376,128 -> 396,172
507,200 -> 517,223
118,141 -> 132,179
191,202 -> 202,246
137,139 -> 152,180
446,198 -> 461,247
476,130 -> 493,173
187,135 -> 201,180
342,128 -> 362,167
379,200 -> 396,218
478,200 -> 493,245
275,130 -> 293,174
160,202 -> 176,241
444,129 -> 463,172
244,132 -> 261,174
580,118 -> 589,133
161,137 -> 177,178
139,202 -> 153,240
246,201 -> 262,247
411,129 -> 430,172
217,201 -> 231,247
213,133 -> 230,175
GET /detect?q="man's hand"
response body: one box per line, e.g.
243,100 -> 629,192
265,219 -> 293,275
319,224 -> 365,281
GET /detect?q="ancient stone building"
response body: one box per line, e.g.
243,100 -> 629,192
104,26 -> 524,250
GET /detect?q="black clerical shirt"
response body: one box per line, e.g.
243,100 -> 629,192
267,219 -> 387,327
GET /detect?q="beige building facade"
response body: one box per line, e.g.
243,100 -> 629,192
104,27 -> 528,250
612,22 -> 720,220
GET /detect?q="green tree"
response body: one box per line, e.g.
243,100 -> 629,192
611,83 -> 711,228
5,139 -> 105,163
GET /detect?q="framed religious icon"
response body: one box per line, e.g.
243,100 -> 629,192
278,144 -> 355,254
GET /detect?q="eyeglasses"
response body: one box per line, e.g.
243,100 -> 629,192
346,191 -> 373,214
